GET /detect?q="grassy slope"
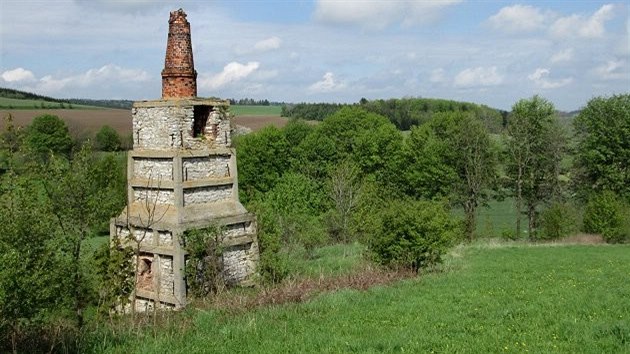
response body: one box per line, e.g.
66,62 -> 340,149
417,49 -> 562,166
230,105 -> 282,116
97,243 -> 630,353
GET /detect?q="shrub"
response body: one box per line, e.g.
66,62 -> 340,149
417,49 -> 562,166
94,235 -> 134,315
367,199 -> 461,272
95,125 -> 121,151
538,201 -> 579,240
263,173 -> 327,258
250,203 -> 288,284
23,114 -> 72,159
583,191 -> 630,243
182,226 -> 225,297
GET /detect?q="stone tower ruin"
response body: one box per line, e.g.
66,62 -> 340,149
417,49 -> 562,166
110,9 -> 258,310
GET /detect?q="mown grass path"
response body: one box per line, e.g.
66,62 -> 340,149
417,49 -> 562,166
99,244 -> 630,353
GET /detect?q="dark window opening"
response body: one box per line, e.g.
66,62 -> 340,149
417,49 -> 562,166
193,105 -> 211,137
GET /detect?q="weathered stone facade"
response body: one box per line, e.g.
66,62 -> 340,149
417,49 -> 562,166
110,8 -> 258,310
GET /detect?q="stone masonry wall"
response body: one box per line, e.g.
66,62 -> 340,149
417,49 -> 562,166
133,187 -> 175,205
159,255 -> 175,296
133,105 -> 231,150
134,158 -> 174,181
133,106 -> 192,150
183,185 -> 232,206
116,226 -> 173,248
206,110 -> 232,147
223,221 -> 255,238
222,241 -> 259,285
182,156 -> 230,180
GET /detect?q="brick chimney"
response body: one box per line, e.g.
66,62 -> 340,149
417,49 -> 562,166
161,9 -> 197,99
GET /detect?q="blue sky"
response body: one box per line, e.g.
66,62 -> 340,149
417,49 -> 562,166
0,0 -> 628,111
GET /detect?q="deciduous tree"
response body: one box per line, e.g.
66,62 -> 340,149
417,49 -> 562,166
573,94 -> 630,201
23,114 -> 73,160
505,95 -> 565,239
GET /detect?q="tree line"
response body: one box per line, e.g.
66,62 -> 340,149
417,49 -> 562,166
281,97 -> 507,132
228,98 -> 286,106
239,94 -> 630,281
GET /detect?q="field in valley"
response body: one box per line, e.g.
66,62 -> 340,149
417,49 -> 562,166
89,242 -> 630,353
0,105 -> 288,135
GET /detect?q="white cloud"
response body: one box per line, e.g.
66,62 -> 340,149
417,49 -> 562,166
430,68 -> 446,84
593,60 -> 627,80
314,0 -> 462,29
199,61 -> 260,90
550,48 -> 574,63
254,36 -> 281,52
454,66 -> 503,88
35,64 -> 150,94
309,72 -> 345,92
74,0 -> 171,13
0,67 -> 36,82
528,68 -> 573,89
550,4 -> 615,39
488,5 -> 549,32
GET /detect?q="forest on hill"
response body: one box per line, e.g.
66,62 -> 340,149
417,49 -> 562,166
281,97 -> 507,132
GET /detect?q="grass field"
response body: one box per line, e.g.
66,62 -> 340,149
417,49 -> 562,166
87,242 -> 630,353
230,105 -> 282,116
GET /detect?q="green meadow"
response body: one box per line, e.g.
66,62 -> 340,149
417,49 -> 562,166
89,242 -> 630,353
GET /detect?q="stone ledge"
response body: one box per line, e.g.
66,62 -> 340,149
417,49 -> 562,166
130,148 -> 233,158
130,178 -> 175,189
182,177 -> 233,189
136,289 -> 182,307
222,234 -> 256,248
133,98 -> 229,108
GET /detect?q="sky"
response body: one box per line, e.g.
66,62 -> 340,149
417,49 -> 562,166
0,0 -> 628,111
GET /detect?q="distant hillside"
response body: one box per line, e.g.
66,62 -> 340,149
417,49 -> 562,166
0,87 -> 69,103
0,87 -> 130,109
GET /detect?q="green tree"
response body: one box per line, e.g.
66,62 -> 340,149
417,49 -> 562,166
262,172 -> 327,257
505,96 -> 565,239
432,113 -> 498,240
401,125 -> 457,199
41,144 -> 123,327
583,191 -> 630,243
293,107 -> 401,185
402,112 -> 497,240
327,160 -> 363,243
23,114 -> 73,160
367,199 -> 460,272
235,126 -> 290,202
573,94 -> 630,201
0,171 -> 72,352
95,125 -> 122,151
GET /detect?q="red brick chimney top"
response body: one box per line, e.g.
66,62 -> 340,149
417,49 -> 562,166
161,8 -> 197,99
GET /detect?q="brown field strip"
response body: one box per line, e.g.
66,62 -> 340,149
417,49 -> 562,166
0,109 -> 289,135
